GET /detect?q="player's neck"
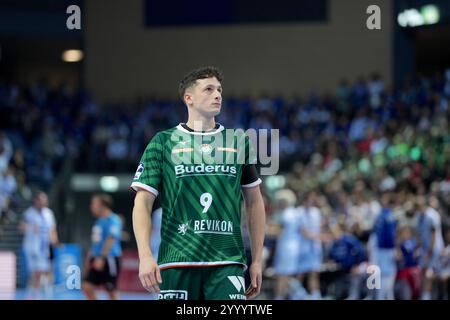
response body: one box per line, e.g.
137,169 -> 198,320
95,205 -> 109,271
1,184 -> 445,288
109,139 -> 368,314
185,116 -> 216,132
100,210 -> 111,218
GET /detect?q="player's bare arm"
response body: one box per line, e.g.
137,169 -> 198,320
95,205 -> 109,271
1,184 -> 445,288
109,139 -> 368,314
83,251 -> 92,274
92,236 -> 115,271
50,227 -> 59,246
242,185 -> 265,298
132,190 -> 162,293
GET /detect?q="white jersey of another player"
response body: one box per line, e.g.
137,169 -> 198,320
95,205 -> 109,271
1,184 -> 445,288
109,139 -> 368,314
297,205 -> 322,273
273,206 -> 302,275
22,206 -> 55,271
425,207 -> 444,254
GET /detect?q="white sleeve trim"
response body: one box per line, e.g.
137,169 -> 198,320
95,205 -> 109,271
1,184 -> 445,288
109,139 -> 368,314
130,182 -> 159,196
241,178 -> 262,188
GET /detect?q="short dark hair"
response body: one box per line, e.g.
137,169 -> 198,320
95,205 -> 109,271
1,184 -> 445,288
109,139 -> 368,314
93,193 -> 114,210
178,66 -> 223,101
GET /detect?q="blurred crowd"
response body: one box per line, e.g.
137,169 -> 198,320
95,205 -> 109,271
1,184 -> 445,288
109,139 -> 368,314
264,188 -> 450,300
260,70 -> 450,299
1,68 -> 450,299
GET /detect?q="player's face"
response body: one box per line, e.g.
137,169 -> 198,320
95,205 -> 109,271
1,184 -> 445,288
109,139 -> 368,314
416,196 -> 426,212
331,226 -> 341,239
400,227 -> 411,240
34,193 -> 48,209
429,196 -> 439,209
380,193 -> 390,207
90,197 -> 102,217
306,193 -> 316,207
186,77 -> 222,118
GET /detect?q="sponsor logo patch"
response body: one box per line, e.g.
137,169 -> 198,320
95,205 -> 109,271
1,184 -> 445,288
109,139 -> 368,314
134,163 -> 144,179
159,290 -> 188,300
228,276 -> 246,292
199,144 -> 213,153
178,222 -> 189,236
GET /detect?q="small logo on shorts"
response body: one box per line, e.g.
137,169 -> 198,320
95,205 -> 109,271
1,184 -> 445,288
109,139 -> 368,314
159,290 -> 188,300
228,276 -> 245,292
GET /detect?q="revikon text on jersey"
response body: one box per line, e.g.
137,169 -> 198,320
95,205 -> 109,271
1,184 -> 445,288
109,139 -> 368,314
194,220 -> 233,234
178,219 -> 234,236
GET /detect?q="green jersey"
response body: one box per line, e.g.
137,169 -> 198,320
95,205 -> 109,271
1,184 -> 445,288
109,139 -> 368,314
131,123 -> 261,270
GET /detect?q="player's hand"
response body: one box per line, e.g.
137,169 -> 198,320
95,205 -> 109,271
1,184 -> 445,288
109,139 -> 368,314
245,262 -> 262,299
139,255 -> 162,293
93,257 -> 105,271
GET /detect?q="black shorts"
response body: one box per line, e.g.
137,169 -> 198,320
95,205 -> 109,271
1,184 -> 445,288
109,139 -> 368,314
85,257 -> 121,291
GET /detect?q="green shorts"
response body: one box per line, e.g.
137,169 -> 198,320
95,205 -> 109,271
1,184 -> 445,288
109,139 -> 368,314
158,264 -> 246,300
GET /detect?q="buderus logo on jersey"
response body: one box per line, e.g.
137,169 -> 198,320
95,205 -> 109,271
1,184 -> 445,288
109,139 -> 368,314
174,163 -> 237,177
133,163 -> 144,180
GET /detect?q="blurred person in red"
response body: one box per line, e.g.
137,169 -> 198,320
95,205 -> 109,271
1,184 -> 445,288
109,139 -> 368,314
395,226 -> 422,300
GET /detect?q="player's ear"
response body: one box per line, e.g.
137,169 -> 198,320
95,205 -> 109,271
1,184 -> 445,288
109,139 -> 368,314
184,91 -> 193,107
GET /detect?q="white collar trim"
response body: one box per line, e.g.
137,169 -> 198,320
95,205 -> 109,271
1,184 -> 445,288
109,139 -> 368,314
176,123 -> 224,136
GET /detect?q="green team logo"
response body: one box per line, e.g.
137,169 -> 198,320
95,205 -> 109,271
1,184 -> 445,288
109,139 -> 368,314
199,143 -> 213,153
178,222 -> 189,236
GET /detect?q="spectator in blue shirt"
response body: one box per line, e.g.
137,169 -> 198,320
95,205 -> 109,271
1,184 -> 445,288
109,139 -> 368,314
372,192 -> 397,300
329,222 -> 367,299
